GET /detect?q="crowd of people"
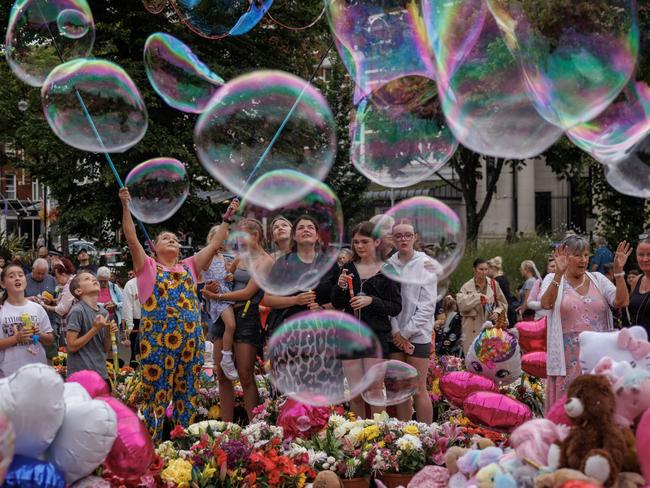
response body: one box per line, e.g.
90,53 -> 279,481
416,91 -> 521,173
2,189 -> 650,441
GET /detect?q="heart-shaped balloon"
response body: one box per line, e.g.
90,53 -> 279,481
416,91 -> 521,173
463,391 -> 532,432
515,317 -> 547,353
47,383 -> 117,483
99,396 -> 154,480
67,370 -> 110,398
636,408 -> 650,483
439,371 -> 498,407
546,394 -> 571,426
522,351 -> 547,378
0,364 -> 65,457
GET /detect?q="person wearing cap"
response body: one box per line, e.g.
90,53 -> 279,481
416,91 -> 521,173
97,266 -> 123,326
76,249 -> 98,274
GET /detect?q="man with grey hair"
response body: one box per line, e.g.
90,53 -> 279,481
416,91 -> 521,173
591,235 -> 614,274
26,257 -> 58,360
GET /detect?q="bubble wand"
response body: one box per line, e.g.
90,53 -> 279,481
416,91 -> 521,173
110,320 -> 119,382
34,1 -> 154,250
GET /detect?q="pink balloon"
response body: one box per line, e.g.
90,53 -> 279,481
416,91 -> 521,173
516,317 -> 547,353
637,408 -> 650,483
521,351 -> 547,378
67,370 -> 110,398
546,394 -> 571,426
440,371 -> 498,407
463,391 -> 532,432
99,396 -> 153,480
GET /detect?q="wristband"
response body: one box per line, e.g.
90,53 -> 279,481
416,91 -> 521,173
551,280 -> 560,287
614,271 -> 625,278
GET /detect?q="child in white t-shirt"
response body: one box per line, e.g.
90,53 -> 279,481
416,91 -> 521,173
0,263 -> 54,377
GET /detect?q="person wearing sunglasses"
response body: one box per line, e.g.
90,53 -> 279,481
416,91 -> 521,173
627,234 -> 650,337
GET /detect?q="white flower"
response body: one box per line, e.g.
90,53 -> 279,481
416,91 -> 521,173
396,434 -> 423,451
307,450 -> 327,465
333,426 -> 348,439
322,463 -> 330,470
327,456 -> 335,464
243,422 -> 262,439
347,426 -> 364,445
269,425 -> 284,438
328,414 -> 346,428
187,420 -> 225,436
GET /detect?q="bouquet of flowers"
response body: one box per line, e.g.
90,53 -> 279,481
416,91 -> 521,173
502,374 -> 545,418
157,420 -> 314,487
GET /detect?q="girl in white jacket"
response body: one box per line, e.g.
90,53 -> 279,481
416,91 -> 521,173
387,221 -> 438,423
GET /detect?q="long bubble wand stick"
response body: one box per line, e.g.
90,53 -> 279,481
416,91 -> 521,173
110,320 -> 119,383
35,1 -> 154,249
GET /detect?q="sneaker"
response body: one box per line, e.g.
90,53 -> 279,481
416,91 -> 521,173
220,355 -> 239,381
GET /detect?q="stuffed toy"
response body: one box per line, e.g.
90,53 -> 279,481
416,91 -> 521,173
594,357 -> 650,428
510,419 -> 570,468
548,374 -> 626,486
465,316 -> 522,387
579,327 -> 650,375
312,471 -> 343,488
449,446 -> 505,487
533,469 -> 600,488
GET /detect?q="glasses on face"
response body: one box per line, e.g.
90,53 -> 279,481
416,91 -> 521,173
393,233 -> 414,241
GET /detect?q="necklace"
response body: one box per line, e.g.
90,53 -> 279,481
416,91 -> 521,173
567,274 -> 591,303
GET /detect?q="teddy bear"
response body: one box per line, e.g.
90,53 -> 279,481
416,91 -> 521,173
548,374 -> 627,486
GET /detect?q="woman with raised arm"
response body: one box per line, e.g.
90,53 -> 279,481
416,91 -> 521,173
540,235 -> 630,412
119,187 -> 237,441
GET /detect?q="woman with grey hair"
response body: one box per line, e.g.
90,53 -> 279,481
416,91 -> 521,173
540,235 -> 631,412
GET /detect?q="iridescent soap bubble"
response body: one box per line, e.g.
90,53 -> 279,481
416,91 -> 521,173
351,77 -> 457,188
361,360 -> 419,407
144,32 -> 224,114
57,8 -> 90,39
568,82 -> 650,166
195,70 -> 336,203
603,141 -> 650,199
234,177 -> 343,296
170,0 -> 271,39
374,197 -> 465,285
6,0 -> 95,87
488,0 -> 639,129
427,7 -> 562,158
41,59 -> 148,153
125,158 -> 189,224
267,310 -> 383,407
326,0 -> 436,102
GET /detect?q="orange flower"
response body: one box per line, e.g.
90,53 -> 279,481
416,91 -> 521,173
244,473 -> 256,486
213,448 -> 227,468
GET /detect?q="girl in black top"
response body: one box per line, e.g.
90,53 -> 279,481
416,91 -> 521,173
331,221 -> 401,418
627,237 -> 650,336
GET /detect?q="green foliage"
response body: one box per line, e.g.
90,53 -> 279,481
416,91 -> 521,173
448,235 -> 553,294
0,233 -> 28,260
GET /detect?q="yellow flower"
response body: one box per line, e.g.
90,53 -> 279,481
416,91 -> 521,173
297,473 -> 307,488
139,339 -> 152,359
202,464 -> 217,480
208,405 -> 221,420
142,295 -> 158,312
143,364 -> 163,382
142,318 -> 154,332
363,425 -> 380,441
403,425 -> 420,436
431,378 -> 441,396
378,441 -> 385,448
164,330 -> 183,350
161,458 -> 193,487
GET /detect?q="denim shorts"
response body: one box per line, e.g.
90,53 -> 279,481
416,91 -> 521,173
212,305 -> 262,348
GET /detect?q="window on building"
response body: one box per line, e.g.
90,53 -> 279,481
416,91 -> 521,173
4,142 -> 16,158
32,178 -> 42,200
6,174 -> 16,199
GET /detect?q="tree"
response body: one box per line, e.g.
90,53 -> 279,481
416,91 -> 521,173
0,1 -> 364,247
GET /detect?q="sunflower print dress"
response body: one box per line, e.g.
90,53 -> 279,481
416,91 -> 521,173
139,263 -> 204,441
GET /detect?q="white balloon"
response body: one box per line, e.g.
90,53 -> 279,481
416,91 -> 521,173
0,364 -> 65,456
47,383 -> 117,483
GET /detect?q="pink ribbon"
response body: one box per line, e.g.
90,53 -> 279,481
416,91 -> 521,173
617,329 -> 650,360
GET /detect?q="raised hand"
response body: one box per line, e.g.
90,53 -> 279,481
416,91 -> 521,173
613,240 -> 632,273
552,245 -> 569,275
119,187 -> 131,207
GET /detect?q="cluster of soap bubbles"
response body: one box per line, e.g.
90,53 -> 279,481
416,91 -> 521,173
323,0 -> 648,198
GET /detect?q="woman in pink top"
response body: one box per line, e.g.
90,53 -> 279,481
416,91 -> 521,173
120,187 -> 237,440
541,235 -> 630,412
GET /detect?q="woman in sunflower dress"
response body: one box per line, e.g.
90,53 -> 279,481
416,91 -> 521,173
120,188 -> 237,440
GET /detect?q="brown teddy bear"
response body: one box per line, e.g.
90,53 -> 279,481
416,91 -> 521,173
548,374 -> 626,486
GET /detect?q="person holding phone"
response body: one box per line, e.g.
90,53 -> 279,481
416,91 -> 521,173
387,220 -> 437,423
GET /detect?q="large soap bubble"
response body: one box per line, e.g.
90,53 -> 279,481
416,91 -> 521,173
374,197 -> 465,285
267,310 -> 384,407
326,0 -> 436,102
125,158 -> 189,224
195,70 -> 336,205
41,59 -> 148,153
488,0 -> 639,129
425,2 -> 562,158
350,77 -> 457,188
233,176 -> 343,296
144,32 -> 224,114
361,360 -> 419,407
568,82 -> 650,166
603,145 -> 650,199
170,0 -> 272,38
6,0 -> 95,87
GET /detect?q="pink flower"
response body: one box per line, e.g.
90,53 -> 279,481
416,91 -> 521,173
277,399 -> 329,439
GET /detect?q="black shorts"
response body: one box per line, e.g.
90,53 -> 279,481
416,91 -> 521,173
212,305 -> 262,348
389,341 -> 432,359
